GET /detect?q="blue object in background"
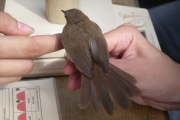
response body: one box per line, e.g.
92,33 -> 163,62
149,1 -> 180,120
149,1 -> 180,64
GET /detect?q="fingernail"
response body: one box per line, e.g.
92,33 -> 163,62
18,22 -> 34,34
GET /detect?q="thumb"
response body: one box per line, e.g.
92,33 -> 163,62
0,12 -> 34,36
104,23 -> 159,74
104,23 -> 160,59
104,23 -> 139,58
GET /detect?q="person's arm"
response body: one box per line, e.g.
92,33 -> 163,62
63,23 -> 180,111
0,12 -> 63,84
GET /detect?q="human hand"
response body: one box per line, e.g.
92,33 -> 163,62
0,12 -> 63,84
63,23 -> 180,111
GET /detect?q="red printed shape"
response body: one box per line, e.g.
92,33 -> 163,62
17,102 -> 26,111
18,113 -> 26,120
17,92 -> 25,101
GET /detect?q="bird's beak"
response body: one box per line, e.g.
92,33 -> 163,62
61,10 -> 66,14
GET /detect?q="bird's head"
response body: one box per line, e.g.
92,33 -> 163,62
62,9 -> 89,24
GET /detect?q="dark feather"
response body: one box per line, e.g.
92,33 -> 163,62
90,80 -> 102,113
92,64 -> 114,115
109,63 -> 141,97
95,63 -> 131,110
105,73 -> 132,109
89,35 -> 109,72
79,74 -> 91,109
61,24 -> 94,78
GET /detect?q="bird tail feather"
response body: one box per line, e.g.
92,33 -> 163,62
79,63 -> 141,115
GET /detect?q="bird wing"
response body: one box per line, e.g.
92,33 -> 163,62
61,25 -> 94,78
89,23 -> 109,72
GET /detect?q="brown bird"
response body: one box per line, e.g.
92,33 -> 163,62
61,8 -> 141,115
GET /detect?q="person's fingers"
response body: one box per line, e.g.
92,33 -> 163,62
63,59 -> 77,75
130,95 -> 180,111
0,34 -> 63,58
146,100 -> 180,111
104,23 -> 153,59
0,12 -> 34,35
0,76 -> 22,85
68,71 -> 81,91
129,96 -> 148,106
104,24 -> 136,57
0,59 -> 34,76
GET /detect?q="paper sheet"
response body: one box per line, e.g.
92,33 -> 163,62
0,78 -> 61,120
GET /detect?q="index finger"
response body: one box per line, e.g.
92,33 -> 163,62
0,12 -> 34,36
0,34 -> 64,58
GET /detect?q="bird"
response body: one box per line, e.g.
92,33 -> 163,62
61,8 -> 141,115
